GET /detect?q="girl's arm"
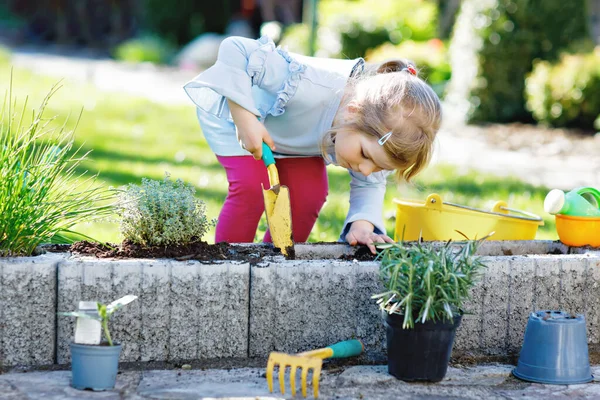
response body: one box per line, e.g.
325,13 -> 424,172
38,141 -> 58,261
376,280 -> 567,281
341,170 -> 394,253
228,100 -> 276,160
346,220 -> 394,254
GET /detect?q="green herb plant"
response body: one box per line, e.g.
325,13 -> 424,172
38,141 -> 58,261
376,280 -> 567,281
372,235 -> 490,329
0,79 -> 115,256
59,295 -> 138,346
116,173 -> 215,247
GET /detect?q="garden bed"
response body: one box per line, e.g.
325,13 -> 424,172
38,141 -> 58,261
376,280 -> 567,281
2,240 -> 600,369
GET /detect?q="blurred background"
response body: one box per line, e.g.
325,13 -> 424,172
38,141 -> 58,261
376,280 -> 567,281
0,0 -> 599,243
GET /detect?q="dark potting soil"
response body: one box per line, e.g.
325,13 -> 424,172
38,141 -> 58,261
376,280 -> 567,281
43,240 -> 377,262
66,240 -> 285,263
337,244 -> 378,261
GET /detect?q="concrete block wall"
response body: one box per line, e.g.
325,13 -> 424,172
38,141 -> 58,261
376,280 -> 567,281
56,259 -> 249,363
249,261 -> 384,359
1,242 -> 599,367
0,254 -> 64,367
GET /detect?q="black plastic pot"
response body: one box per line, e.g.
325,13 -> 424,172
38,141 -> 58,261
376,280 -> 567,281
383,311 -> 462,382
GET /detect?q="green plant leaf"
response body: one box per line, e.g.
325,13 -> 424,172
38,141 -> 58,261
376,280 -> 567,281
107,294 -> 138,315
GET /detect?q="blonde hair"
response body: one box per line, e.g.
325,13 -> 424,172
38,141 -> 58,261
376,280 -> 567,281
323,59 -> 442,182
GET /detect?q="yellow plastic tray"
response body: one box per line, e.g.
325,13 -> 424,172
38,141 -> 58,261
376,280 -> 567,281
394,193 -> 544,241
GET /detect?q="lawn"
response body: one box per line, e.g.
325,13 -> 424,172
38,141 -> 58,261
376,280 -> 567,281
0,58 -> 558,244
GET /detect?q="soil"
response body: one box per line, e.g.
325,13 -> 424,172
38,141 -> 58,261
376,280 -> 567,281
43,240 -> 378,263
60,240 -> 284,264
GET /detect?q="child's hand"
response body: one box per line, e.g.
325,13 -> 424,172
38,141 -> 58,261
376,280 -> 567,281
228,100 -> 276,160
346,220 -> 394,254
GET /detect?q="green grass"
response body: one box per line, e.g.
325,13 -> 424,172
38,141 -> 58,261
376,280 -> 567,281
0,61 -> 558,244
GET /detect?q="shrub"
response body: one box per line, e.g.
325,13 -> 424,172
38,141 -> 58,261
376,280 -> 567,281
372,236 -> 489,329
366,39 -> 451,98
467,0 -> 589,123
280,0 -> 438,58
525,48 -> 600,131
117,173 -> 214,247
141,0 -> 229,46
113,35 -> 175,64
0,82 -> 114,257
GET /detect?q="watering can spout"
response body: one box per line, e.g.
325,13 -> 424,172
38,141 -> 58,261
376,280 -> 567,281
544,187 -> 600,217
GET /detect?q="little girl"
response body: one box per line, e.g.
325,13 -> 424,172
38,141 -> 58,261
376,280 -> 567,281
184,35 -> 441,253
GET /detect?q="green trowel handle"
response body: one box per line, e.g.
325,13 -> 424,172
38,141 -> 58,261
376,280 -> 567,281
328,339 -> 364,359
262,142 -> 275,167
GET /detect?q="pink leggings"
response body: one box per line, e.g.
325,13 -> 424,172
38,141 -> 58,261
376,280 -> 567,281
216,155 -> 329,243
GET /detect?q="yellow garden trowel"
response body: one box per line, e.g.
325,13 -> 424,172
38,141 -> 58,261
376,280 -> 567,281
261,143 -> 294,257
266,339 -> 364,398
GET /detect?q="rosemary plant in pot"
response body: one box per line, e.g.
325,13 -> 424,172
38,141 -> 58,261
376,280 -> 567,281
372,237 -> 488,382
59,295 -> 138,391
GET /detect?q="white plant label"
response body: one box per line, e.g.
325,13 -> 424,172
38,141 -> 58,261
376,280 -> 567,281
74,301 -> 101,345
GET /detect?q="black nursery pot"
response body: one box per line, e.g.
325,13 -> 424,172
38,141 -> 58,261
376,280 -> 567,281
384,311 -> 462,382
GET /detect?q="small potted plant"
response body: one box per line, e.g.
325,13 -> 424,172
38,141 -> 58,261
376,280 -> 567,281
59,295 -> 138,391
372,236 -> 489,382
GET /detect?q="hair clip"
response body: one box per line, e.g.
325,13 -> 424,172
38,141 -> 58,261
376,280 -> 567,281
378,131 -> 393,145
401,64 -> 417,76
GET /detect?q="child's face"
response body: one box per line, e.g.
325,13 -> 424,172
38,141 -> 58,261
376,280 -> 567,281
334,129 -> 396,176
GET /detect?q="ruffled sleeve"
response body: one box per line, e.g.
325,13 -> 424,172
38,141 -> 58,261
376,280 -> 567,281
183,36 -> 306,119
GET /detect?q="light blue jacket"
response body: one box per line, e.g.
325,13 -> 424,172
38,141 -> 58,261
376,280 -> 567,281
183,36 -> 391,239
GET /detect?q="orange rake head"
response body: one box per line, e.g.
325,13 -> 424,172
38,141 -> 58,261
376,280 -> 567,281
266,352 -> 323,398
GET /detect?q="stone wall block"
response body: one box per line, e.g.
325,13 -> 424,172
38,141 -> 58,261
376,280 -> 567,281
139,261 -> 171,362
507,257 -> 536,353
249,261 -> 382,358
110,261 -> 143,361
353,263 -> 386,360
57,259 -> 144,363
560,257 -> 588,315
196,262 -> 249,358
168,262 -> 199,361
479,257 -> 511,355
0,254 -> 61,366
453,267 -> 486,352
534,256 -> 561,312
586,257 -> 600,344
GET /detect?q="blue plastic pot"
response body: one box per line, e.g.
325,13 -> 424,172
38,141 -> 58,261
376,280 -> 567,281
70,343 -> 122,391
513,310 -> 593,385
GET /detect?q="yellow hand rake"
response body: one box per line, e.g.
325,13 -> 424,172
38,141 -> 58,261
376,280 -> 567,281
266,339 -> 363,398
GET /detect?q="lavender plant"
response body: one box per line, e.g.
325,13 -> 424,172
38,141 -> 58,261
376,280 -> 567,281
372,236 -> 489,329
116,173 -> 214,247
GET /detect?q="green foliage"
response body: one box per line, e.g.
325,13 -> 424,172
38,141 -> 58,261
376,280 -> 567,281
279,24 -> 311,55
0,81 -> 114,257
281,0 -> 438,58
468,0 -> 589,123
141,0 -> 230,46
366,39 -> 451,97
525,48 -> 600,131
60,295 -> 138,346
117,173 -> 215,247
113,35 -> 175,64
372,236 -> 489,329
0,58 -> 558,245
0,46 -> 10,64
